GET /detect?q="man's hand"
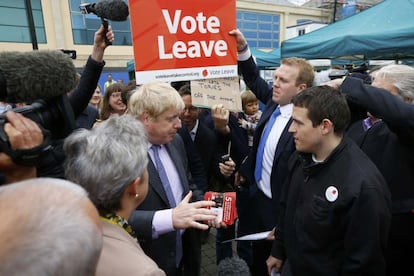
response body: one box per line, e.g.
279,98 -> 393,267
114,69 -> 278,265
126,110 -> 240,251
4,111 -> 43,150
266,227 -> 275,241
91,24 -> 115,62
207,218 -> 228,229
172,191 -> 217,230
0,111 -> 44,183
211,104 -> 230,134
228,29 -> 248,52
219,159 -> 236,178
266,256 -> 283,276
322,77 -> 345,90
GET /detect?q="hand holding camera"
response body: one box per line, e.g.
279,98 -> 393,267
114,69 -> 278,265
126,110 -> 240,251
0,111 -> 46,183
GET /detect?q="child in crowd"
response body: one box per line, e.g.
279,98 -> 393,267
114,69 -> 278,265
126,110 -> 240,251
238,90 -> 262,147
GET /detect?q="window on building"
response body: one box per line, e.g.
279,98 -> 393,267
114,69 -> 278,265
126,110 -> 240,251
69,0 -> 132,45
298,29 -> 306,36
236,11 -> 280,49
0,0 -> 46,43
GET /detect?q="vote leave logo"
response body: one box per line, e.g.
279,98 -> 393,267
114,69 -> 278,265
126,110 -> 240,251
130,0 -> 237,84
158,10 -> 228,60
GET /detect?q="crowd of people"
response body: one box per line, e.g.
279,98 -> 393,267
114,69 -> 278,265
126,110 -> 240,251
0,22 -> 413,276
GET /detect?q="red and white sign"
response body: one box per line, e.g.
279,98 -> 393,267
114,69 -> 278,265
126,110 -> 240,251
204,191 -> 238,225
129,0 -> 237,84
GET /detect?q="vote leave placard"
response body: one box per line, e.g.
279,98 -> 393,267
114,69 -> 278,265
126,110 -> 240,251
129,0 -> 237,84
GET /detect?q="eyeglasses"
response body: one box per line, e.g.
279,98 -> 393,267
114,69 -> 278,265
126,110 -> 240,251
110,92 -> 122,98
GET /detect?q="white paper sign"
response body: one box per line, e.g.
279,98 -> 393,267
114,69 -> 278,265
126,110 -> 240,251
190,77 -> 242,112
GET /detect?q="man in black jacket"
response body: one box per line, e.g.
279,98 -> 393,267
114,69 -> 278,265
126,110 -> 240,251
327,65 -> 414,276
267,86 -> 391,276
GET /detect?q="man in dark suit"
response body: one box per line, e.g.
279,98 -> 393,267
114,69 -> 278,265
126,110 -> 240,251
177,84 -> 220,272
127,82 -> 217,276
326,64 -> 414,276
229,29 -> 315,275
178,84 -> 240,265
177,84 -> 221,186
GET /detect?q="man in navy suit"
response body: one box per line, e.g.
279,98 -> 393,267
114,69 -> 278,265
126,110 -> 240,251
229,29 -> 315,275
127,82 -> 217,276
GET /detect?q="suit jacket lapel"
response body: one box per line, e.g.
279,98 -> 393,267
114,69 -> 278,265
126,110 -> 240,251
273,118 -> 293,163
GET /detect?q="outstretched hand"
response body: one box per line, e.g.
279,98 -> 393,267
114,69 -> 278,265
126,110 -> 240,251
172,191 -> 217,230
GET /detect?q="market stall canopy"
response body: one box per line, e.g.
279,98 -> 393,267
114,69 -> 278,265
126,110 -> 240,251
281,0 -> 414,61
250,47 -> 280,69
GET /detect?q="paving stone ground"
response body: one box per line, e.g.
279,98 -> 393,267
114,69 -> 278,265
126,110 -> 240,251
200,228 -> 237,276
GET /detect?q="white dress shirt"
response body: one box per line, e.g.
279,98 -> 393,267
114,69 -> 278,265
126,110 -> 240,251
257,103 -> 293,198
148,143 -> 184,237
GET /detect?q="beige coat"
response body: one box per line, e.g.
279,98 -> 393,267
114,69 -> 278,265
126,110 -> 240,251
96,220 -> 165,276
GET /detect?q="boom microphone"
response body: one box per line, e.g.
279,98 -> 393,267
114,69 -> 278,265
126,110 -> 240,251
0,50 -> 78,103
80,0 -> 129,22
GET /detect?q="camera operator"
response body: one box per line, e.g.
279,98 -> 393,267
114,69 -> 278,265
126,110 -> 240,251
36,23 -> 114,178
0,111 -> 44,184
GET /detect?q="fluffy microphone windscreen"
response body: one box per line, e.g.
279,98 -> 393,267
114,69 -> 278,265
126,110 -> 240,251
0,50 -> 78,103
94,0 -> 129,21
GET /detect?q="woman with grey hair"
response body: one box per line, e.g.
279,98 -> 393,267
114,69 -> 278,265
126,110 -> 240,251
64,114 -> 165,276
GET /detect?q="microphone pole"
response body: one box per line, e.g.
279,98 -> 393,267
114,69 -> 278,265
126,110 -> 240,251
24,0 -> 39,50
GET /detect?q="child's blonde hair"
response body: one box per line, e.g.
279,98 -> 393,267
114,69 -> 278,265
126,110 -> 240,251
241,90 -> 258,111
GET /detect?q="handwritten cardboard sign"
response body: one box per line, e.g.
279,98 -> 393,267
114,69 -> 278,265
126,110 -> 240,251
190,77 -> 242,112
129,0 -> 237,84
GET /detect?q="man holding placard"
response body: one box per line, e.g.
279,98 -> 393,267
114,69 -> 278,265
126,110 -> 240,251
229,29 -> 314,275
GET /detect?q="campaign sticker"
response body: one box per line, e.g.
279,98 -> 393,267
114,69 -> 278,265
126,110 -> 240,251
325,186 -> 338,202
